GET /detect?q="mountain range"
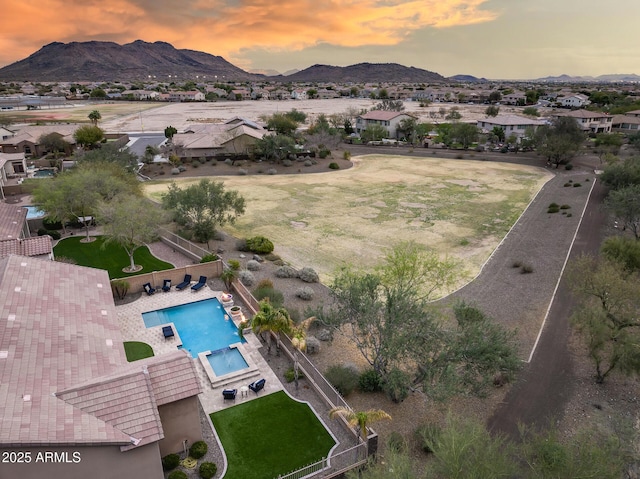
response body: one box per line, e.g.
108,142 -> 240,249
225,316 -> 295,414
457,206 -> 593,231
0,40 -> 446,83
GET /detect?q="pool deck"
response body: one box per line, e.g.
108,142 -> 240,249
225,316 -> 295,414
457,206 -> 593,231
115,286 -> 284,413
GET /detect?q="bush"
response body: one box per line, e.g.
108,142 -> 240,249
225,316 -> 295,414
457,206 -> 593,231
358,369 -> 383,392
343,150 -> 351,160
253,286 -> 284,308
200,253 -> 219,263
275,265 -> 299,278
284,367 -> 304,383
162,453 -> 180,471
560,204 -> 571,210
228,259 -> 241,270
295,286 -> 314,301
235,238 -> 248,251
255,278 -> 273,289
49,230 -> 61,240
199,462 -> 217,479
304,160 -> 313,167
573,182 -> 582,187
319,148 -> 331,159
43,217 -> 62,230
264,253 -> 281,262
246,259 -> 261,271
267,168 -> 277,175
189,440 -> 208,459
238,270 -> 255,286
512,260 -> 522,268
328,162 -> 340,170
282,159 -> 293,167
564,182 -> 572,187
168,471 -> 187,479
298,267 -> 319,283
325,364 -> 359,396
238,168 -> 248,175
171,168 -> 180,175
565,163 -> 574,170
224,158 -> 233,165
415,423 -> 442,454
387,431 -> 408,453
246,236 -> 275,254
111,279 -> 130,300
384,368 -> 411,403
520,263 -> 534,274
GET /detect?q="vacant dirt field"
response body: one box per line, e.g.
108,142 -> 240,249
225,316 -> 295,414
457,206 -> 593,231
144,154 -> 551,291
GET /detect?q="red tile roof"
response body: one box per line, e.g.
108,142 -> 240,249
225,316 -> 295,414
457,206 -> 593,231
0,203 -> 26,240
0,237 -> 52,258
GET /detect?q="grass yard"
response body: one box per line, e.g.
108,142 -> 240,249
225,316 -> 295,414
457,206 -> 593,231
53,236 -> 173,279
145,155 -> 551,293
210,391 -> 335,479
123,341 -> 154,362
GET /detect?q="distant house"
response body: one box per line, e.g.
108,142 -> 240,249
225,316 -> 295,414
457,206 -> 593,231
501,92 -> 526,105
476,115 -> 546,140
551,109 -> 612,133
0,126 -> 14,141
558,94 -> 590,108
0,152 -> 28,186
228,89 -> 251,101
168,90 -> 205,102
0,125 -> 78,157
0,255 -> 203,479
611,110 -> 640,132
172,118 -> 267,158
355,111 -> 416,138
291,89 -> 308,100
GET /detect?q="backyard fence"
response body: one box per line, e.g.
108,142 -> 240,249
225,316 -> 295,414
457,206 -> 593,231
158,227 -> 211,261
275,443 -> 368,479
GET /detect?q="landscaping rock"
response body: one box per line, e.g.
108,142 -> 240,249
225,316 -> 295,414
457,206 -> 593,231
253,254 -> 264,262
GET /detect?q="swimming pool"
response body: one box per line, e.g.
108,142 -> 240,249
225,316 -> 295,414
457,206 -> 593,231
207,347 -> 249,376
23,206 -> 46,219
142,298 -> 245,358
33,168 -> 55,178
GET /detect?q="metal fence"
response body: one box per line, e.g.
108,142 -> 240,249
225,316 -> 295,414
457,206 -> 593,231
276,443 -> 368,479
158,227 -> 211,261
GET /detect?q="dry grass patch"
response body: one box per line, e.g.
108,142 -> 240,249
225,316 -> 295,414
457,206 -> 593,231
144,155 -> 551,293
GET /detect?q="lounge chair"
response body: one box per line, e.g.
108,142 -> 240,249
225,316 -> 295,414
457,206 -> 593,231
175,274 -> 192,290
191,276 -> 207,292
222,388 -> 237,400
248,378 -> 266,394
143,282 -> 156,295
162,279 -> 171,292
162,325 -> 174,339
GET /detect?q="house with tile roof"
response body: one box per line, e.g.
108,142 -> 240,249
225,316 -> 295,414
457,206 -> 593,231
355,110 -> 416,138
0,255 -> 203,479
477,115 -> 546,140
0,125 -> 78,157
550,109 -> 613,133
0,152 -> 28,197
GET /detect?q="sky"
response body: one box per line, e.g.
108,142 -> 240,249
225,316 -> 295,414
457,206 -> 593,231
1,0 -> 638,80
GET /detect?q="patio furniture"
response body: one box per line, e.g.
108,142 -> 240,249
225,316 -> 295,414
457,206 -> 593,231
143,282 -> 156,295
248,378 -> 266,394
162,325 -> 174,339
176,274 -> 192,290
222,388 -> 237,400
191,276 -> 207,292
162,279 -> 171,292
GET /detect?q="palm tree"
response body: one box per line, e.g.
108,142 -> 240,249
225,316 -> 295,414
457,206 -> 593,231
251,299 -> 292,355
290,316 -> 316,390
329,407 -> 391,446
88,110 -> 101,126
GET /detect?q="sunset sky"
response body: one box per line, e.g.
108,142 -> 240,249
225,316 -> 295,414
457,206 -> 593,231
1,0 -> 638,79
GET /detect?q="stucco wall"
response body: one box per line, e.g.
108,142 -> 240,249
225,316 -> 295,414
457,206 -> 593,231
158,396 -> 204,456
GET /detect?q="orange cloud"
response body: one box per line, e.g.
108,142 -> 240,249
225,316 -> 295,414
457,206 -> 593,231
0,0 -> 497,66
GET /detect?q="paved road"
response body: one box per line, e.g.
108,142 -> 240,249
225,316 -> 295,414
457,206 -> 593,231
487,179 -> 609,438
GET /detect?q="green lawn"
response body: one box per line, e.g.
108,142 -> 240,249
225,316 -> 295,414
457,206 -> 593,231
53,236 -> 173,279
210,391 -> 335,479
123,341 -> 154,362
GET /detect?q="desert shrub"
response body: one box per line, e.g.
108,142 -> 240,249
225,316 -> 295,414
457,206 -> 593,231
359,369 -> 383,392
520,263 -> 534,274
284,367 -> 304,383
236,238 -> 249,251
238,270 -> 255,286
384,368 -> 411,403
415,423 -> 442,454
162,453 -> 180,471
255,278 -> 273,289
189,440 -> 208,459
192,162 -> 198,168
548,205 -> 560,213
246,236 -> 274,254
565,163 -> 574,170
343,150 -> 351,160
228,259 -> 241,270
224,158 -> 232,165
298,267 -> 319,283
178,165 -> 187,172
171,168 -> 180,175
459,238 -> 470,246
264,253 -> 281,262
43,218 -> 62,230
455,154 -> 464,159
199,462 -> 217,479
387,431 -> 408,453
325,364 -> 359,396
560,204 -> 571,210
267,168 -> 277,175
328,162 -> 340,170
275,265 -> 298,278
200,253 -> 219,263
246,259 -> 261,271
282,159 -> 293,167
295,286 -> 314,300
512,260 -> 522,268
304,160 -> 313,167
111,279 -> 130,300
573,182 -> 582,187
548,202 -> 559,208
567,213 -> 572,217
564,182 -> 572,187
49,230 -> 61,240
238,168 -> 248,175
168,471 -> 187,479
319,148 -> 331,158
253,286 -> 284,308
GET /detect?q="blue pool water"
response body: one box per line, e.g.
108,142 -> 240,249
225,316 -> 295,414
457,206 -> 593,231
207,348 -> 249,376
142,298 -> 245,358
33,169 -> 55,178
23,206 -> 46,219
